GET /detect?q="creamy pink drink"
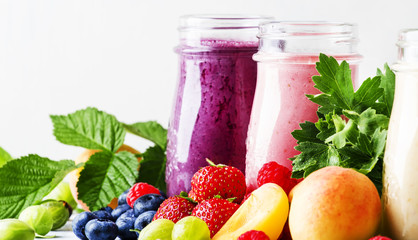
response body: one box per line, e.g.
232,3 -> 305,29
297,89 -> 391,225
245,22 -> 362,192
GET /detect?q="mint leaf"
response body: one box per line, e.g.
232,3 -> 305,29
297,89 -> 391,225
123,121 -> 167,150
0,155 -> 76,219
0,146 -> 12,168
377,63 -> 396,116
312,54 -> 355,110
50,107 -> 125,152
77,151 -> 139,211
138,146 -> 167,192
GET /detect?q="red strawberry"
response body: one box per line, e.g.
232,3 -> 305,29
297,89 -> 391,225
278,220 -> 292,240
153,192 -> 197,223
192,198 -> 239,237
237,230 -> 270,240
257,161 -> 302,195
369,236 -> 392,240
190,159 -> 246,203
126,182 -> 160,207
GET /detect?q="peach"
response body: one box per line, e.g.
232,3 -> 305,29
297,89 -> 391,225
212,183 -> 289,240
68,144 -> 141,211
289,166 -> 381,240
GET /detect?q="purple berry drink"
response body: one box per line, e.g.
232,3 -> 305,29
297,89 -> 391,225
166,15 -> 273,196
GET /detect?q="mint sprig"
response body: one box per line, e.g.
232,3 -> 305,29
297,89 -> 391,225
291,54 -> 395,194
0,155 -> 77,219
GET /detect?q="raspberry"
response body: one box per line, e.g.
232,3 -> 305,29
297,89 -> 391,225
126,182 -> 160,207
369,236 -> 392,240
257,161 -> 301,194
237,230 -> 270,240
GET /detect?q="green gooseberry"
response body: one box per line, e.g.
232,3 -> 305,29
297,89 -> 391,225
18,205 -> 53,236
138,219 -> 175,240
44,181 -> 77,210
40,199 -> 71,230
0,219 -> 35,240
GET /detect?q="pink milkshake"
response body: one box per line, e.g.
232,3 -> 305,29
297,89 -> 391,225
245,22 -> 362,192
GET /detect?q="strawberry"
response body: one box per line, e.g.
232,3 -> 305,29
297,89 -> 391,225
190,159 -> 246,203
126,182 -> 160,207
153,192 -> 197,223
257,161 -> 302,195
192,197 -> 239,237
369,236 -> 392,240
237,230 -> 270,240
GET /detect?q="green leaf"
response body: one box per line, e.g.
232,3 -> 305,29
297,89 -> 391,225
353,76 -> 383,112
292,142 -> 341,178
77,151 -> 139,211
357,108 -> 389,135
0,146 -> 12,168
50,107 -> 126,152
325,117 -> 356,149
138,146 -> 167,193
123,121 -> 167,150
0,155 -> 76,219
313,54 -> 355,110
291,121 -> 321,144
377,64 -> 396,116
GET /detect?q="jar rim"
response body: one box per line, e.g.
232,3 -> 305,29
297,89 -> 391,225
258,21 -> 358,39
397,29 -> 418,47
179,14 -> 274,31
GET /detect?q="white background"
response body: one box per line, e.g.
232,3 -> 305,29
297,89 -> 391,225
0,0 -> 417,161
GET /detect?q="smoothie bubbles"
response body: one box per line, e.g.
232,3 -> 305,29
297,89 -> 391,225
166,15 -> 273,196
245,22 -> 362,192
382,29 -> 418,239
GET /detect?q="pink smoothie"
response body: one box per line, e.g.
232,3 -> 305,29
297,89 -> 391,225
245,55 -> 358,192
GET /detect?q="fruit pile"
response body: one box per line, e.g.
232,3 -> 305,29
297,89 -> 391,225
72,160 -> 393,240
72,182 -> 166,240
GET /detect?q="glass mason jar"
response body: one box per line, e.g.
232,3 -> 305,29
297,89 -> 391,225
166,15 -> 273,196
245,22 -> 362,191
382,29 -> 418,239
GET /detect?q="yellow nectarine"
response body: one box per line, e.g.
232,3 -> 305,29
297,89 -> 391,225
289,166 -> 381,240
213,183 -> 289,240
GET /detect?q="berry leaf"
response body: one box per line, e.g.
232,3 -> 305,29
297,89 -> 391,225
0,155 -> 77,219
137,146 -> 166,193
77,151 -> 139,211
50,107 -> 125,152
123,121 -> 167,150
0,146 -> 12,168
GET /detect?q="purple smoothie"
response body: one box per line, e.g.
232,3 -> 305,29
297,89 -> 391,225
166,40 -> 258,196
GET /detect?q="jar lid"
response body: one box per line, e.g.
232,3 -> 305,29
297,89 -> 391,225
179,15 -> 273,31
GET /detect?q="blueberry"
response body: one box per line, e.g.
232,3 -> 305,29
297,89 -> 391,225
133,194 -> 165,217
93,210 -> 114,221
118,189 -> 130,205
100,206 -> 113,214
111,204 -> 131,220
134,210 -> 156,232
85,219 -> 118,240
116,213 -> 137,240
159,190 -> 168,199
72,212 -> 98,240
119,209 -> 134,219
